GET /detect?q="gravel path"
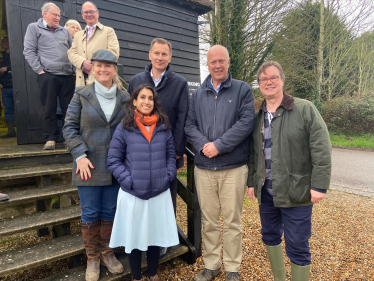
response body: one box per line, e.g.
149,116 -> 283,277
152,190 -> 374,281
1,189 -> 373,280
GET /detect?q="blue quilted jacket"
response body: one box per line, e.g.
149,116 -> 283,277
107,122 -> 176,200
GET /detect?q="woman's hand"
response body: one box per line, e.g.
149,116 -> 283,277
76,157 -> 95,181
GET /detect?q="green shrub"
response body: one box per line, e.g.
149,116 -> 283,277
322,95 -> 374,135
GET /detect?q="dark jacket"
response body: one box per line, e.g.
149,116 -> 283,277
184,73 -> 255,170
247,93 -> 332,207
0,51 -> 12,88
63,83 -> 129,186
107,123 -> 177,200
128,64 -> 189,169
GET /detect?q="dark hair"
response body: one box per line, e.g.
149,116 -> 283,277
122,84 -> 170,130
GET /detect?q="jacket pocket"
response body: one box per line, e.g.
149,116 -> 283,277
288,174 -> 311,203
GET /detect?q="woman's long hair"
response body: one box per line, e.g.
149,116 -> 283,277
122,84 -> 170,130
86,61 -> 123,90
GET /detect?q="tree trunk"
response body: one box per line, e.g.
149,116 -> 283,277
315,0 -> 324,111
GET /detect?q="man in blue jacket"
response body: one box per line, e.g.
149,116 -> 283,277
128,37 -> 189,215
185,45 -> 255,281
23,2 -> 75,150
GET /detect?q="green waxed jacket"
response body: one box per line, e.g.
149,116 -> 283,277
247,93 -> 332,207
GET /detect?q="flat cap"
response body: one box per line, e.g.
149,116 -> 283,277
91,49 -> 117,65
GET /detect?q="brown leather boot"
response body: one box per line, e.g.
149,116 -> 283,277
100,219 -> 124,274
147,274 -> 162,281
81,220 -> 101,281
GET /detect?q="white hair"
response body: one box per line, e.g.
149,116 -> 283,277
41,2 -> 60,14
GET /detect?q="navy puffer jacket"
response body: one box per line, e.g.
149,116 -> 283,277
107,122 -> 176,200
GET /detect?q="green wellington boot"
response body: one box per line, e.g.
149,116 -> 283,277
266,244 -> 286,281
290,262 -> 310,281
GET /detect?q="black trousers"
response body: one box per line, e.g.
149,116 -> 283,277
37,72 -> 75,141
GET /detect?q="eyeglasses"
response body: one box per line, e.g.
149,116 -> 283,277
82,10 -> 97,15
259,76 -> 280,84
48,12 -> 61,18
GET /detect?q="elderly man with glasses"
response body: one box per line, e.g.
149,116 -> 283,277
68,1 -> 119,87
247,61 -> 332,281
23,2 -> 75,150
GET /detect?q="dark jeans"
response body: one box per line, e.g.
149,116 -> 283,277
1,88 -> 14,122
77,184 -> 120,223
259,188 -> 313,266
37,72 -> 75,141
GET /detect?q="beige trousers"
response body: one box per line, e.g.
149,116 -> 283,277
194,165 -> 248,272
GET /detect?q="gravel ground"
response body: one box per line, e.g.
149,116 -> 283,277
153,189 -> 374,281
1,188 -> 373,280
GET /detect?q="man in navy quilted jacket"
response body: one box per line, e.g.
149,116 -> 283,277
185,45 -> 255,281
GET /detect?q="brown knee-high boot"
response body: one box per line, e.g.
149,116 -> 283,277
100,219 -> 124,274
81,220 -> 101,281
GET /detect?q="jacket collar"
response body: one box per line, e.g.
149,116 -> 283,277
144,64 -> 172,89
133,123 -> 166,135
37,18 -> 63,31
259,92 -> 294,114
76,83 -> 129,123
201,72 -> 232,92
82,22 -> 103,40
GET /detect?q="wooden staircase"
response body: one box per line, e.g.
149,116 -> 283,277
0,143 -> 197,280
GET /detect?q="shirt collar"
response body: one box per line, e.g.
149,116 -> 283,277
43,19 -> 56,29
86,23 -> 97,30
209,74 -> 229,93
150,69 -> 165,86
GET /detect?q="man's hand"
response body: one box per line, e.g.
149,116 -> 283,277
0,84 -> 3,89
247,187 -> 256,200
76,157 -> 95,181
38,70 -> 45,75
202,142 -> 219,158
82,60 -> 92,72
310,189 -> 326,204
0,67 -> 7,74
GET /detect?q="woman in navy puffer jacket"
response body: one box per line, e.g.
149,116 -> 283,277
107,84 -> 179,281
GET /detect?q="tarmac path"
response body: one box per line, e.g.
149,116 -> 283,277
330,147 -> 374,198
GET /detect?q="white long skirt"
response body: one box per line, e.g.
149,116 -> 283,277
109,188 -> 179,253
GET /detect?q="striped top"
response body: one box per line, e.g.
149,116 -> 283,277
263,102 -> 274,195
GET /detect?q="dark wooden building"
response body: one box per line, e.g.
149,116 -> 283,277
4,0 -> 211,144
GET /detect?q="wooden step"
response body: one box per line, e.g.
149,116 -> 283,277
0,144 -> 72,169
0,205 -> 81,236
0,184 -> 77,207
0,233 -> 84,277
38,244 -> 189,281
0,163 -> 72,181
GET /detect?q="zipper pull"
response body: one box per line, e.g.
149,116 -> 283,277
215,95 -> 217,100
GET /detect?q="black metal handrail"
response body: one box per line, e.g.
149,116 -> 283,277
176,142 -> 202,264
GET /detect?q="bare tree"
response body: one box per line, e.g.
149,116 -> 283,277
199,0 -> 290,83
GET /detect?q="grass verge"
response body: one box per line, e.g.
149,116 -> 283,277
330,132 -> 374,148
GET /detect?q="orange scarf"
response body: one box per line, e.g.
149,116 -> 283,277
134,109 -> 158,143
